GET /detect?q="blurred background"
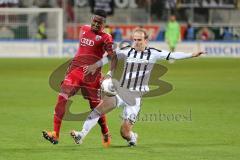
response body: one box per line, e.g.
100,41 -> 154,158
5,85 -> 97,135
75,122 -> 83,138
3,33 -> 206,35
0,0 -> 239,57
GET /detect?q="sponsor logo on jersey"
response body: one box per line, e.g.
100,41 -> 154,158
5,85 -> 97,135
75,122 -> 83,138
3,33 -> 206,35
95,35 -> 102,41
80,38 -> 94,46
127,57 -> 149,63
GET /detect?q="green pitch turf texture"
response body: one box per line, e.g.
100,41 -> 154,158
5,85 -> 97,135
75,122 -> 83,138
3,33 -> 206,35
0,58 -> 239,160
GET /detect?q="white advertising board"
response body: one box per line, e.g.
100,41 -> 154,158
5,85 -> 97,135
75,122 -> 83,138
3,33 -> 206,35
0,41 -> 239,57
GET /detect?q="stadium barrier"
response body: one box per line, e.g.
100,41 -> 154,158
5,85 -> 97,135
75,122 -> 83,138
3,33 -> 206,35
0,40 -> 239,57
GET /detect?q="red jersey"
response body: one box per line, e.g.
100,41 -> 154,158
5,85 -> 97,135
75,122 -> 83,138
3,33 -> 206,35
72,25 -> 113,66
69,25 -> 113,83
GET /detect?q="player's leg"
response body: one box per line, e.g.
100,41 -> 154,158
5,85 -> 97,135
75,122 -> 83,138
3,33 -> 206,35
120,120 -> 138,147
169,44 -> 175,52
70,95 -> 117,145
120,97 -> 141,146
170,40 -> 177,52
170,46 -> 175,52
53,83 -> 78,135
83,88 -> 110,135
91,101 -> 109,135
81,79 -> 111,146
43,70 -> 81,144
43,85 -> 77,144
88,100 -> 111,146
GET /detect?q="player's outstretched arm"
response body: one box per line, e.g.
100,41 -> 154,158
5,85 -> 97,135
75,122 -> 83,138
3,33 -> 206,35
83,51 -> 118,76
166,51 -> 204,60
192,51 -> 205,57
83,49 -> 126,75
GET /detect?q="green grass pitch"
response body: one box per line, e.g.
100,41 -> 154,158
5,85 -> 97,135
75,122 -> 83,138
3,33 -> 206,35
0,58 -> 239,160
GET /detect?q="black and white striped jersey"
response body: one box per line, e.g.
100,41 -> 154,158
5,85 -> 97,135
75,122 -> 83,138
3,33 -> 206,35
116,46 -> 192,93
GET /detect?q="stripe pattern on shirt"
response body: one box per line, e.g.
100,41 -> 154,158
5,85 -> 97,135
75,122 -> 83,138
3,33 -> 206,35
120,48 -> 153,92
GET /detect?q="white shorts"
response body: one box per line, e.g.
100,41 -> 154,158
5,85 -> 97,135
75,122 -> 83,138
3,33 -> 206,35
115,94 -> 141,124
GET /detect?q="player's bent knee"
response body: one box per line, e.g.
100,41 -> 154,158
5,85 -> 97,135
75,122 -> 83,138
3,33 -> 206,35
60,85 -> 77,97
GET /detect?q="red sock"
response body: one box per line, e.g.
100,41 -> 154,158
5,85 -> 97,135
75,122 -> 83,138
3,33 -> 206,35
53,94 -> 68,138
89,100 -> 109,135
98,114 -> 109,135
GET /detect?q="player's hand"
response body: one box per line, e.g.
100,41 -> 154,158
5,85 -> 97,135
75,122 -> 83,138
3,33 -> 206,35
83,64 -> 98,75
192,51 -> 205,57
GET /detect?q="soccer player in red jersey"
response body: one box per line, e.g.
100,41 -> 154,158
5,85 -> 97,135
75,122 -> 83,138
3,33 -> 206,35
42,10 -> 117,147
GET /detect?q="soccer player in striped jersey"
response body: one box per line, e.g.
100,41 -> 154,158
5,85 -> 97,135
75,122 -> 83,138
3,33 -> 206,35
70,28 -> 203,146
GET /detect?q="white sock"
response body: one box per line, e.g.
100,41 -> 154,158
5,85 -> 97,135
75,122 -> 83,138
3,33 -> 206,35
81,109 -> 101,136
129,131 -> 137,143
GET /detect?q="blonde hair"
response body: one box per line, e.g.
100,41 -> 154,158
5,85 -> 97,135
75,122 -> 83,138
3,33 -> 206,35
133,28 -> 149,39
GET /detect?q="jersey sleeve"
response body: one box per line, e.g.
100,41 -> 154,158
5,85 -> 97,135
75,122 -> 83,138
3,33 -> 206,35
103,34 -> 114,56
168,51 -> 192,59
153,48 -> 192,60
151,48 -> 171,60
115,47 -> 130,59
